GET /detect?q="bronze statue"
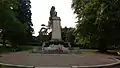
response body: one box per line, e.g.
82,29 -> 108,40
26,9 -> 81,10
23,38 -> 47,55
48,6 -> 58,28
50,6 -> 57,17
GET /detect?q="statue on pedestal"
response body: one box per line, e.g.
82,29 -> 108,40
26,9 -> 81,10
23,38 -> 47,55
49,6 -> 57,28
50,6 -> 57,17
40,6 -> 71,54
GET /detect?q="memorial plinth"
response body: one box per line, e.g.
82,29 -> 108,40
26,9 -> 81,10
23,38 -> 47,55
41,6 -> 71,53
51,17 -> 62,41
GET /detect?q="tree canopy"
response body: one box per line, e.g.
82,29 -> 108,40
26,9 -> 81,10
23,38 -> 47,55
72,0 -> 120,52
0,0 -> 28,46
17,0 -> 34,43
61,27 -> 76,47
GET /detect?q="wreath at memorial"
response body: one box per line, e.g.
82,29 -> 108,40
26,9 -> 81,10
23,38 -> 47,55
56,46 -> 63,52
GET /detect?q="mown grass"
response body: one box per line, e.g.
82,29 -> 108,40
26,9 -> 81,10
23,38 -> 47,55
79,49 -> 120,53
0,45 -> 33,53
107,50 -> 120,52
79,49 -> 98,52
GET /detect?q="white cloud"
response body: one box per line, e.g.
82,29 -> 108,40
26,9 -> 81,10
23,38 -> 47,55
30,0 -> 77,36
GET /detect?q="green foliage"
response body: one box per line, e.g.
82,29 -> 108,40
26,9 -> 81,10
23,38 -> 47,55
37,27 -> 50,45
72,0 -> 120,52
5,22 -> 27,45
17,0 -> 34,43
0,0 -> 28,46
61,27 -> 76,46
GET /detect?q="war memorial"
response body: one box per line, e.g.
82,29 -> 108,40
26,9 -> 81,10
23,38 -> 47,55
0,6 -> 120,68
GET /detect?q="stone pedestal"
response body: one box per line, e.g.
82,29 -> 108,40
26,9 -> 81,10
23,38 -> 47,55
41,6 -> 71,53
51,17 -> 62,41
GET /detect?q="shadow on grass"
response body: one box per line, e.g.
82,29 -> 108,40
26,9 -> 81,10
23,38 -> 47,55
0,46 -> 33,54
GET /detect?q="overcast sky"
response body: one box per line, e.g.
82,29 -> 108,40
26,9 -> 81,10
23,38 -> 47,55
30,0 -> 77,36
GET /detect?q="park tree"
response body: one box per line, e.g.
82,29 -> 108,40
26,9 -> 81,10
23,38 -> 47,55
37,24 -> 50,45
0,0 -> 27,46
17,0 -> 34,43
61,27 -> 76,47
66,27 -> 75,47
61,27 -> 68,41
72,0 -> 120,52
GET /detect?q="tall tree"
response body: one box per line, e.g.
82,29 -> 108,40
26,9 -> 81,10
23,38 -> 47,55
61,27 -> 68,41
61,27 -> 76,47
0,0 -> 27,46
72,0 -> 120,52
17,0 -> 34,43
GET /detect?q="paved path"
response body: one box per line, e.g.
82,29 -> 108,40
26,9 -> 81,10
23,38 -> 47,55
0,51 -> 118,67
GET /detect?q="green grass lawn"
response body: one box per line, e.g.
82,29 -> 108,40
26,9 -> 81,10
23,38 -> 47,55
79,49 -> 120,53
80,49 -> 98,52
0,45 -> 33,53
107,50 -> 120,52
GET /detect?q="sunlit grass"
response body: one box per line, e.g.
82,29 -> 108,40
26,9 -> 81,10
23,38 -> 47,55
79,49 -> 98,52
107,50 -> 120,52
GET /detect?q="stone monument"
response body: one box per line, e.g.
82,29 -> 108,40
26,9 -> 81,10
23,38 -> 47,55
41,6 -> 71,53
49,6 -> 62,41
